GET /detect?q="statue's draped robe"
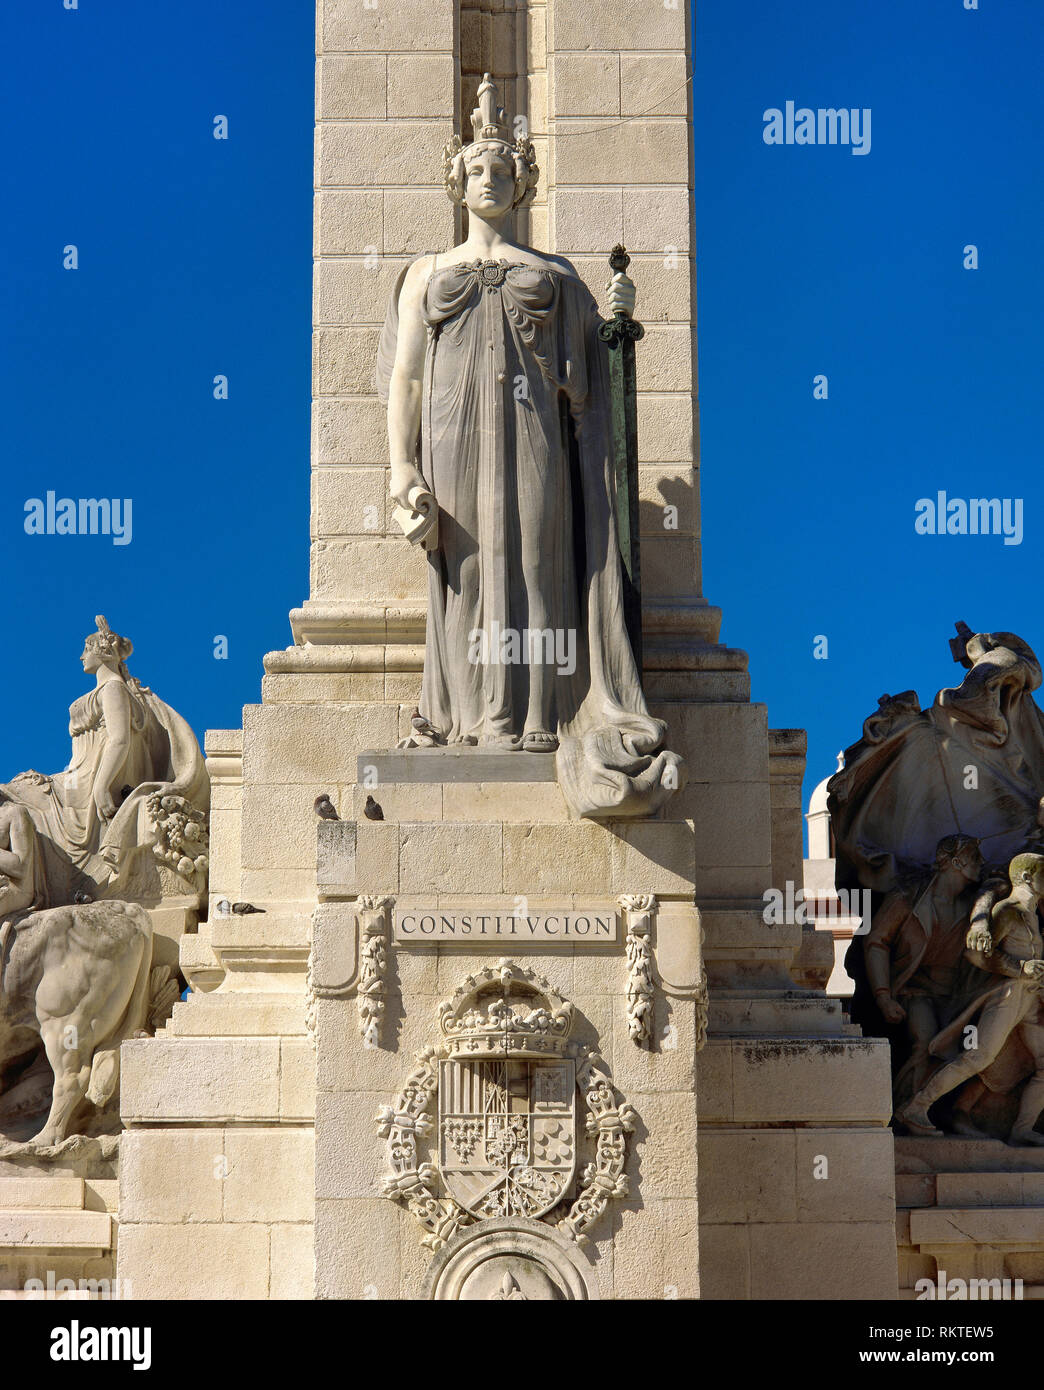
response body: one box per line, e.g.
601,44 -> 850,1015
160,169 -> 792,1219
2,678 -> 209,905
378,258 -> 683,818
830,634 -> 1044,892
833,633 -> 1044,1127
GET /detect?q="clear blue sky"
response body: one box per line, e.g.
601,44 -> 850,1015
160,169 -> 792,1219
2,1 -> 1041,849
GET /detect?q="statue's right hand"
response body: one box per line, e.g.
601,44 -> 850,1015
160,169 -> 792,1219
879,996 -> 906,1024
967,929 -> 994,955
390,465 -> 427,511
94,788 -> 117,822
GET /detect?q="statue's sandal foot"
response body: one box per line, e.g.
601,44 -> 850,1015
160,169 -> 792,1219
522,730 -> 558,753
896,1102 -> 943,1138
1009,1128 -> 1044,1147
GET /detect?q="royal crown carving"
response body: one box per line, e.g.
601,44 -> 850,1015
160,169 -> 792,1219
437,961 -> 573,1058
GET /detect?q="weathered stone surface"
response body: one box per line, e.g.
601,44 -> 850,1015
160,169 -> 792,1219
244,704 -> 399,785
318,122 -> 453,188
748,1221 -> 899,1300
551,52 -> 619,116
621,53 -> 689,116
315,1198 -> 401,1299
121,1039 -> 281,1123
554,119 -> 689,185
224,1130 -> 314,1223
320,0 -> 455,54
314,1092 -> 389,1201
387,55 -> 455,117
116,1223 -> 271,1300
0,1209 -> 111,1250
699,1131 -> 798,1225
400,822 -> 503,895
119,1131 -> 224,1224
731,1039 -> 894,1125
270,1222 -> 314,1300
0,1177 -> 84,1210
502,823 -> 611,896
317,55 -> 386,119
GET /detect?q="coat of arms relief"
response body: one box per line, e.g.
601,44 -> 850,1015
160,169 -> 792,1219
376,962 -> 636,1255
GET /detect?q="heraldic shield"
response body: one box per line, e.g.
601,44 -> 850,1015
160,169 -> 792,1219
439,1057 -> 577,1220
378,963 -> 638,1255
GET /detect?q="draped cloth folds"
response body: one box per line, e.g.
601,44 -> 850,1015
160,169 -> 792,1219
1,679 -> 209,905
378,258 -> 684,818
830,632 -> 1044,893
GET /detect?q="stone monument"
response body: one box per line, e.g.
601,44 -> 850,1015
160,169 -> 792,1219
0,616 -> 208,1295
2,0 -> 901,1302
831,623 -> 1044,1296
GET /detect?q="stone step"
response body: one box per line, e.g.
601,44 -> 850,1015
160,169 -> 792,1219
0,1177 -> 84,1210
163,991 -> 308,1037
207,902 -> 314,948
910,1205 -> 1044,1246
897,1170 -> 1044,1208
179,903 -> 315,994
121,1036 -> 313,1125
896,1136 -> 1044,1173
708,992 -> 846,1037
0,1208 -> 111,1251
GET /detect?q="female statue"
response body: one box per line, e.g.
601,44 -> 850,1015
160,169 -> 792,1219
378,76 -> 683,818
2,616 -> 208,905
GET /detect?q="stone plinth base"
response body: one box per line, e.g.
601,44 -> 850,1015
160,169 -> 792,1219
897,1137 -> 1044,1298
0,1173 -> 116,1298
113,894 -> 317,1300
313,808 -> 704,1300
696,1034 -> 898,1299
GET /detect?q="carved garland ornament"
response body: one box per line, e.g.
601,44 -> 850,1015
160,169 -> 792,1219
620,894 -> 656,1048
376,961 -> 636,1251
356,895 -> 391,1049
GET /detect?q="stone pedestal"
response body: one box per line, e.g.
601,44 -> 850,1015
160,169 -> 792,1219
310,763 -> 705,1298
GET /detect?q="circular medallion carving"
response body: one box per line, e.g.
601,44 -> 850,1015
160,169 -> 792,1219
423,1217 -> 599,1301
478,259 -> 508,288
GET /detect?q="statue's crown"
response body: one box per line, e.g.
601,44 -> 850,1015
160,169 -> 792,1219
443,75 -> 539,207
469,73 -> 510,146
88,614 -> 132,662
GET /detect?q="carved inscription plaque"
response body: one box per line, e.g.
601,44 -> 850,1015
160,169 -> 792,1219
393,909 -> 618,944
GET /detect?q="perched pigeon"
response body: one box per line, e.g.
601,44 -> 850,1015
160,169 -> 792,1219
314,794 -> 339,821
215,898 -> 232,917
410,706 -> 439,739
363,795 -> 384,821
232,902 -> 265,915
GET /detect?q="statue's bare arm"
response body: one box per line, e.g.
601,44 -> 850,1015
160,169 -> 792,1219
0,805 -> 32,879
93,682 -> 133,821
387,255 -> 435,508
